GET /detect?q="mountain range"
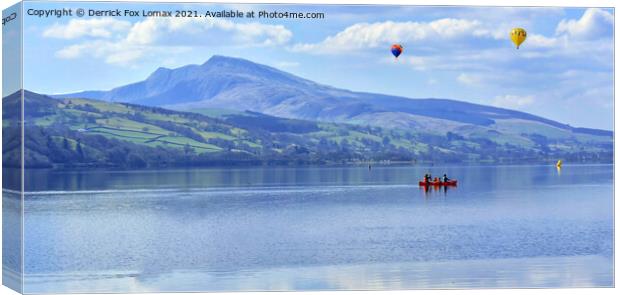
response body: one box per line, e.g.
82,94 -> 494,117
3,54 -> 602,167
4,89 -> 612,169
60,55 -> 611,138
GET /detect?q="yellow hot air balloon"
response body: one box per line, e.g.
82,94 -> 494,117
510,28 -> 527,49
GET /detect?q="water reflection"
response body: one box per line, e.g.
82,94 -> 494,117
420,184 -> 456,197
21,165 -> 613,292
24,255 -> 613,293
22,164 -> 609,193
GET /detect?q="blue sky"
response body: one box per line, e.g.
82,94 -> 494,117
21,2 -> 614,129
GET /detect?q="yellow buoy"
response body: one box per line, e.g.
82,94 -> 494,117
556,160 -> 562,168
510,28 -> 527,49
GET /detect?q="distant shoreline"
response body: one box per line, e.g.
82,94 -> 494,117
4,160 -> 613,172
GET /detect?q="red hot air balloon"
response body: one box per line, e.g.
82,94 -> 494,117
391,44 -> 403,59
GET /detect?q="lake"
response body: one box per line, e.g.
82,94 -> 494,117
8,164 -> 614,292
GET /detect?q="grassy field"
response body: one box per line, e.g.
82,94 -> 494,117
20,91 -> 612,168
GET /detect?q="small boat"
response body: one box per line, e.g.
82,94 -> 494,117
419,180 -> 458,186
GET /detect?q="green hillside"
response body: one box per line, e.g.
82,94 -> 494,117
3,91 -> 612,169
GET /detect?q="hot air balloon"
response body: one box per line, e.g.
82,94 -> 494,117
391,44 -> 403,58
510,28 -> 527,49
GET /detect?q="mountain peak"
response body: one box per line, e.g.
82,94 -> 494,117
147,67 -> 172,79
200,55 -> 284,76
202,55 -> 255,67
153,66 -> 171,73
198,55 -> 315,87
53,56 -> 611,136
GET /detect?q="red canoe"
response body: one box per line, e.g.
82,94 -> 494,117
419,180 -> 457,186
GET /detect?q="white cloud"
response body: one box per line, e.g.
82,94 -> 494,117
43,18 -> 131,39
124,17 -> 291,47
500,9 -> 613,53
103,48 -> 146,65
291,18 -> 490,54
524,34 -> 561,49
399,48 -> 505,72
55,43 -> 88,59
46,17 -> 292,65
233,22 -> 292,46
492,95 -> 535,109
398,8 -> 613,91
556,8 -> 613,40
457,73 -> 483,86
54,40 -> 150,65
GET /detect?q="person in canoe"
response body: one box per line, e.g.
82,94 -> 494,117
442,174 -> 450,182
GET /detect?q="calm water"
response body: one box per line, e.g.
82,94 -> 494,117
12,165 -> 614,292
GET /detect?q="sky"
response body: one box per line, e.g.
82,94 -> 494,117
20,2 -> 614,129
